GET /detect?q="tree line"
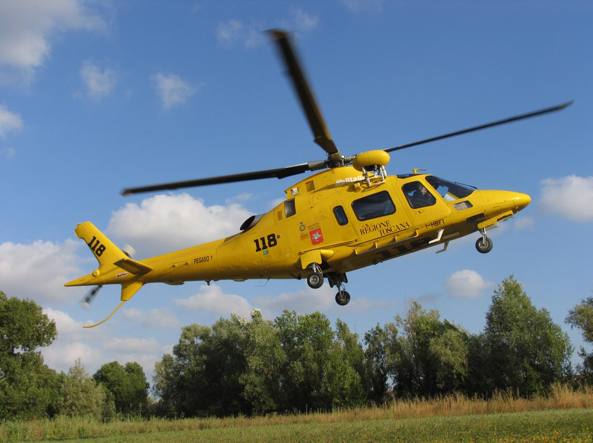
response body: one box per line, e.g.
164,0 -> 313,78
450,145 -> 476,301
1,276 -> 592,421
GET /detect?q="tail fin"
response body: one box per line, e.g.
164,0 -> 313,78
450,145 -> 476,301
66,222 -> 150,328
66,221 -> 152,286
76,221 -> 127,273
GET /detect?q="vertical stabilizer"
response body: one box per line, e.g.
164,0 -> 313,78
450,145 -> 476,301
75,221 -> 127,274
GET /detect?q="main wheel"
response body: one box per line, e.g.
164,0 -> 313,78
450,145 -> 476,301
475,236 -> 493,254
306,267 -> 324,289
335,290 -> 351,306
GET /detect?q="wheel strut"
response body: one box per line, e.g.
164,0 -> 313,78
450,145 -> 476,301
475,229 -> 493,254
327,272 -> 351,306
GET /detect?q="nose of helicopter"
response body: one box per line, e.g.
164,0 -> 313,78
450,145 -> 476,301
511,192 -> 531,211
500,191 -> 531,213
476,190 -> 531,216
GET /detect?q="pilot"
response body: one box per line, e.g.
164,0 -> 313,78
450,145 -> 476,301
411,183 -> 435,207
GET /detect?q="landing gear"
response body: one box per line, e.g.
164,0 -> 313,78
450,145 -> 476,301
335,290 -> 351,306
475,231 -> 493,254
306,263 -> 324,289
327,272 -> 351,306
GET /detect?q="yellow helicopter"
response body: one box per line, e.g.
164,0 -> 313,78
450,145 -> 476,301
66,30 -> 571,327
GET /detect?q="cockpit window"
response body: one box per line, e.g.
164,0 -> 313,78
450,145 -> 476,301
426,176 -> 475,201
402,181 -> 437,209
352,191 -> 395,221
284,199 -> 296,217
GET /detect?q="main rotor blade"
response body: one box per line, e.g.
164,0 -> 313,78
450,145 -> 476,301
385,101 -> 573,153
121,161 -> 325,196
268,29 -> 339,156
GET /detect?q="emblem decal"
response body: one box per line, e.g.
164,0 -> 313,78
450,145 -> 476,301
309,227 -> 324,245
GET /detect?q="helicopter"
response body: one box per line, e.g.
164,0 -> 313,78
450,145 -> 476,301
66,29 -> 571,327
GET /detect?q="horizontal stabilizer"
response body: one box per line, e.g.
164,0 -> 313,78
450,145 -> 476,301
114,258 -> 152,275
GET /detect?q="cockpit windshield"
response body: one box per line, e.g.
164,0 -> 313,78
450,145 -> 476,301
426,176 -> 475,201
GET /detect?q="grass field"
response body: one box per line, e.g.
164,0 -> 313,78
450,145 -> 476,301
54,409 -> 593,443
1,385 -> 592,442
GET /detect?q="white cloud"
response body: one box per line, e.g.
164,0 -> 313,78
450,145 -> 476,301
216,10 -> 318,49
41,307 -> 169,377
255,285 -> 392,317
41,308 -> 99,370
0,239 -> 83,302
153,73 -> 198,109
540,175 -> 593,222
44,307 -> 82,334
256,286 -> 335,315
176,284 -> 254,318
342,0 -> 385,13
123,307 -> 180,329
291,9 -> 320,32
514,216 -> 535,230
0,105 -> 23,137
0,0 -> 103,83
43,341 -> 97,371
107,193 -> 251,257
216,19 -> 245,47
216,20 -> 265,48
446,269 -> 489,299
80,61 -> 116,99
104,337 -> 162,354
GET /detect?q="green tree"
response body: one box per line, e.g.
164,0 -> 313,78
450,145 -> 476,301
566,297 -> 593,383
240,310 -> 286,414
206,316 -> 250,415
387,302 -> 469,398
274,311 -> 335,411
274,311 -> 365,411
153,353 -> 179,417
154,323 -> 214,417
363,324 -> 390,403
465,333 -> 491,396
59,360 -> 114,420
0,291 -> 61,420
482,276 -> 571,396
326,319 -> 365,407
154,316 -> 250,417
94,361 -> 148,416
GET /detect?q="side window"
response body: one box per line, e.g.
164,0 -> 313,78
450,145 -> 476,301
284,199 -> 296,217
403,181 -> 437,209
333,206 -> 348,225
351,191 -> 395,221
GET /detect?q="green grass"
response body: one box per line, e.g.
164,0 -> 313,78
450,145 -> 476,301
34,409 -> 593,443
2,386 -> 593,442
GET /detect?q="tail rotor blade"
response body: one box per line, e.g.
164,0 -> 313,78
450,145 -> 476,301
81,285 -> 103,307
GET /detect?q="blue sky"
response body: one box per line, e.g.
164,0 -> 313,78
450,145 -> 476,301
0,0 -> 591,379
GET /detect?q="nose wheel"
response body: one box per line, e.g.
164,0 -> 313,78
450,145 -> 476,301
476,230 -> 493,254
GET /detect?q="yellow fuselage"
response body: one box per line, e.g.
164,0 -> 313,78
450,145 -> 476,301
69,167 -> 530,292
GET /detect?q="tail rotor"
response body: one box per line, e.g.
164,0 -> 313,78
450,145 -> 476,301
81,285 -> 103,308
